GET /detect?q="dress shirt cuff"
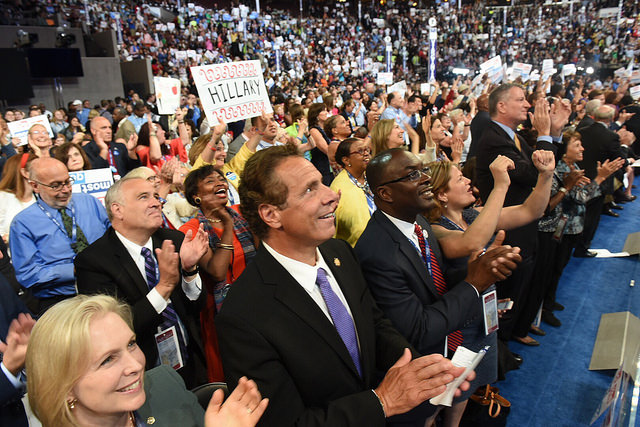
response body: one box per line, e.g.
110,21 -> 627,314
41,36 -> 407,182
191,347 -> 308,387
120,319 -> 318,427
147,288 -> 168,314
464,281 -> 480,298
551,135 -> 563,143
1,362 -> 25,390
537,135 -> 553,144
181,274 -> 202,301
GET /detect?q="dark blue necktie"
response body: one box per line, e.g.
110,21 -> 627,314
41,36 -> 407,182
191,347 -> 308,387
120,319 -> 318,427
316,267 -> 362,377
140,247 -> 189,363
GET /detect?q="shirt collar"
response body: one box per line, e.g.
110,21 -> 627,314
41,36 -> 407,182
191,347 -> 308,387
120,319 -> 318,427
492,120 -> 516,140
381,211 -> 427,240
114,230 -> 153,259
262,241 -> 335,295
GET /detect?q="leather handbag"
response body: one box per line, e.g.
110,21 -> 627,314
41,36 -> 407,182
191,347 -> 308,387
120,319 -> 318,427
460,385 -> 511,427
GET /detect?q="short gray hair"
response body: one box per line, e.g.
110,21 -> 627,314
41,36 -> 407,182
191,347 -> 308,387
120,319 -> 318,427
585,99 -> 602,116
594,105 -> 615,123
104,177 -> 140,221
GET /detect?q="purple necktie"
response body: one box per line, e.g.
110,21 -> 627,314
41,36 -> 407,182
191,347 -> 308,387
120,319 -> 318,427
141,247 -> 188,362
316,267 -> 362,376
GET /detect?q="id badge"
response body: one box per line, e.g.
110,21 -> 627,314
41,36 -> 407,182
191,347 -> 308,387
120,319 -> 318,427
482,290 -> 499,335
155,325 -> 183,370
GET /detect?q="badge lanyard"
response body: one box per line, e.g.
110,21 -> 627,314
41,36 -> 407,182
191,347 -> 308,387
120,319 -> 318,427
36,199 -> 77,244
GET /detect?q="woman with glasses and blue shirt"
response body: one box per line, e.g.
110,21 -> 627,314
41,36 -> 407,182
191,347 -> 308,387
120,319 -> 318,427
330,138 -> 376,247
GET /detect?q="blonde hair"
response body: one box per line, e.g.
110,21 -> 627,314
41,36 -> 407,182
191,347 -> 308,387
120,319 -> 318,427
124,166 -> 155,180
370,119 -> 396,156
26,295 -> 133,427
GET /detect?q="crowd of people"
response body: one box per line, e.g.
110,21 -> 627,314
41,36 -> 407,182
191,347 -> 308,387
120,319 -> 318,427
1,0 -> 640,426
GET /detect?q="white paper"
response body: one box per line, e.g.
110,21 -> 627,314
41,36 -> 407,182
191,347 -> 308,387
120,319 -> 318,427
387,80 -> 407,98
590,249 -> 631,258
191,60 -> 272,126
153,77 -> 181,115
430,346 -> 486,407
377,72 -> 393,85
7,115 -> 54,144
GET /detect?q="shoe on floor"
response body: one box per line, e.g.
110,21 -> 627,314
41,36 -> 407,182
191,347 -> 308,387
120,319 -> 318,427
514,335 -> 540,346
610,202 -> 624,210
530,325 -> 546,336
552,302 -> 565,311
602,208 -> 620,217
542,310 -> 562,327
574,250 -> 597,258
512,352 -> 523,367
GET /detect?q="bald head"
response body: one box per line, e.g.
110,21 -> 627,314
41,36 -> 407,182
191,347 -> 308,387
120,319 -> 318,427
90,116 -> 112,143
29,157 -> 72,209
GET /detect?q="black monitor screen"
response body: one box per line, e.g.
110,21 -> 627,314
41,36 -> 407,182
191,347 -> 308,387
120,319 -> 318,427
27,48 -> 83,78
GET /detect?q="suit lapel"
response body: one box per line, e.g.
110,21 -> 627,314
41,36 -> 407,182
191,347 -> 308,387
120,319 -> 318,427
372,211 -> 440,299
256,246 -> 363,380
108,228 -> 150,296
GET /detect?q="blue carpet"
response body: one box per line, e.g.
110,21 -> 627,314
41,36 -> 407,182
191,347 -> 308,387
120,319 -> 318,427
497,190 -> 640,427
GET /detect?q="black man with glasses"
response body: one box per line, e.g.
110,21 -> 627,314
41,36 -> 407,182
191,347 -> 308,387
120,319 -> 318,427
9,157 -> 109,315
355,148 -> 522,424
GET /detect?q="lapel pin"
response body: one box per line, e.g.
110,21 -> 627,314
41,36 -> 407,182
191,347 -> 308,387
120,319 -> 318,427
333,258 -> 341,267
147,416 -> 156,424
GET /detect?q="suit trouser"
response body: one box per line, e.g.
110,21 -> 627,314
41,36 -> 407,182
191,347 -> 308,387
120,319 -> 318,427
497,255 -> 535,341
575,195 -> 604,254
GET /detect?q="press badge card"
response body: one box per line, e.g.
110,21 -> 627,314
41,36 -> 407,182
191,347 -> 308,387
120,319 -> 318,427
155,326 -> 184,370
482,290 -> 499,335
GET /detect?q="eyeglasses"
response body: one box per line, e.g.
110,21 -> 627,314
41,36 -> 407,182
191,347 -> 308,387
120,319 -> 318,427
379,167 -> 431,186
34,177 -> 75,192
349,147 -> 371,156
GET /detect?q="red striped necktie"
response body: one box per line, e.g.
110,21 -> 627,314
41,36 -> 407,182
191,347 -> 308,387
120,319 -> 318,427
414,224 -> 464,354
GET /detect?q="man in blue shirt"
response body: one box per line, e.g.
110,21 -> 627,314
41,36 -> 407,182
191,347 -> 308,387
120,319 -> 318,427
72,99 -> 90,127
9,158 -> 110,315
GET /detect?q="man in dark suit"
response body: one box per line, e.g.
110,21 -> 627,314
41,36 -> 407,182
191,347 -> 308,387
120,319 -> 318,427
575,99 -> 601,132
75,176 -> 210,388
83,116 -> 141,179
475,83 -> 568,346
575,105 -> 627,257
467,93 -> 491,159
218,145 -> 471,427
0,271 -> 34,427
356,149 -> 521,356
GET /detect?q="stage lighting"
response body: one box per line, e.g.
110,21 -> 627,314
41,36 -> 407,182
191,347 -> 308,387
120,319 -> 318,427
14,29 -> 38,48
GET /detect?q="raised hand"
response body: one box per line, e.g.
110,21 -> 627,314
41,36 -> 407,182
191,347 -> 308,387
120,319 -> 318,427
531,149 -> 556,173
180,223 -> 209,271
155,239 -> 180,296
0,313 -> 35,376
529,98 -> 551,137
205,377 -> 268,427
489,155 -> 515,189
466,230 -> 522,292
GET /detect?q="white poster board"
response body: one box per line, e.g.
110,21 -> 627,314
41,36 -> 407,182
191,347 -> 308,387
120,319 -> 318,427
7,115 -> 54,145
191,60 -> 272,125
69,168 -> 114,206
480,56 -> 503,84
153,77 -> 181,115
377,72 -> 394,85
387,80 -> 407,98
630,85 -> 640,100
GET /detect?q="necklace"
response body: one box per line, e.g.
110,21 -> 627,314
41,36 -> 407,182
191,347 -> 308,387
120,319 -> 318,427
206,217 -> 222,223
128,411 -> 135,426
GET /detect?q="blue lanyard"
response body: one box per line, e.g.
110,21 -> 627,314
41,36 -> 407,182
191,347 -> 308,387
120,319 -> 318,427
408,227 -> 432,277
346,171 -> 376,215
36,198 -> 77,243
439,215 -> 465,231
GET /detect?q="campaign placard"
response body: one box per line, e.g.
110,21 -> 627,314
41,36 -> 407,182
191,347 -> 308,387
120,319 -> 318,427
69,168 -> 114,206
153,77 -> 181,115
7,115 -> 54,146
376,72 -> 393,85
190,60 -> 272,126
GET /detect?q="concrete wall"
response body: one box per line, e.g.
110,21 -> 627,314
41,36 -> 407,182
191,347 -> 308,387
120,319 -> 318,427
120,58 -> 153,98
0,25 -> 85,55
90,30 -> 118,58
8,57 -> 124,111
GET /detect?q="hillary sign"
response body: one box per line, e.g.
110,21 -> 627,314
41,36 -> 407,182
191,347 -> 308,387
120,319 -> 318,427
191,60 -> 272,125
69,168 -> 114,206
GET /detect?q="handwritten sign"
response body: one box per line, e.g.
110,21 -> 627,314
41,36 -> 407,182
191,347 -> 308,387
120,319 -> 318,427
69,168 -> 114,206
191,60 -> 272,125
7,115 -> 53,145
153,77 -> 181,115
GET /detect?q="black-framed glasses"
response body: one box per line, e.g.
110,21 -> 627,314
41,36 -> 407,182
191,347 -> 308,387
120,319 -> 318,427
349,147 -> 371,156
380,167 -> 431,186
34,177 -> 75,192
